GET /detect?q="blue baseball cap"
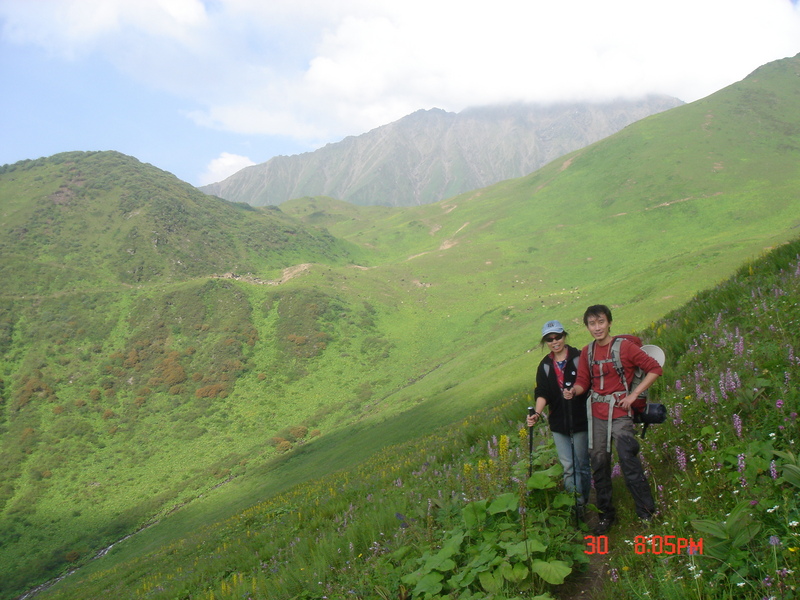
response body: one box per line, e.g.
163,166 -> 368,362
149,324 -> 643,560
541,320 -> 565,337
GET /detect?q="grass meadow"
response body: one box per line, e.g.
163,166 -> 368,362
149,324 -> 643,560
37,237 -> 800,599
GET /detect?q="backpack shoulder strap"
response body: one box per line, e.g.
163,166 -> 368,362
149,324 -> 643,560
609,336 -> 628,392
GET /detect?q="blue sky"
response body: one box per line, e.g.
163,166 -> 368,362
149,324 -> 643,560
1,0 -> 799,187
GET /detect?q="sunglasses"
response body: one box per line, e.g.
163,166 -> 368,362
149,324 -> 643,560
544,332 -> 565,343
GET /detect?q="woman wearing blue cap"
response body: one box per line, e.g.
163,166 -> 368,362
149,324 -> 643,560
527,320 -> 591,516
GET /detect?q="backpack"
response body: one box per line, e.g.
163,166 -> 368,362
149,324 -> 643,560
587,335 -> 666,438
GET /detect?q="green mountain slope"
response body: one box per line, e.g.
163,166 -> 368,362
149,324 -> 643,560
2,53 -> 800,598
0,151 -> 355,294
36,235 -> 800,600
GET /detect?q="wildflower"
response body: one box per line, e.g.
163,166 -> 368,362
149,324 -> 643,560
789,521 -> 799,527
499,435 -> 509,460
777,399 -> 785,409
610,568 -> 619,582
672,404 -> 683,426
487,440 -> 498,458
676,447 -> 688,472
733,414 -> 743,438
770,461 -> 779,480
769,536 -> 781,546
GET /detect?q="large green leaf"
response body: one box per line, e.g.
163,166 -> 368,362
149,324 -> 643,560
531,559 -> 572,585
551,492 -> 574,508
691,519 -> 727,539
412,571 -> 444,596
478,569 -> 504,594
527,464 -> 562,490
488,492 -> 519,515
527,471 -> 556,490
463,499 -> 489,530
500,560 -> 529,583
729,522 -> 761,548
781,464 -> 800,489
500,538 -> 547,558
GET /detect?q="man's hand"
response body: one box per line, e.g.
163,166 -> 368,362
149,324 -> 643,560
526,413 -> 540,427
617,395 -> 636,410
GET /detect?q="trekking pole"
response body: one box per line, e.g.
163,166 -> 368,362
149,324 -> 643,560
527,406 -> 535,479
564,382 -> 580,528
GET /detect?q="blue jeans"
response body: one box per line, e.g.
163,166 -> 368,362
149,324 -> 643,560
552,430 -> 591,506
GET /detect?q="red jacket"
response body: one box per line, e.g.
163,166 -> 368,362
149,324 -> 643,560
575,337 -> 663,420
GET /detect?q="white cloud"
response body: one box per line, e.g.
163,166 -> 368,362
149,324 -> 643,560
2,0 -> 799,146
198,152 -> 256,185
0,0 -> 208,56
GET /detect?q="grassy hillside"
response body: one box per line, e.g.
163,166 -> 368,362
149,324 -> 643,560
2,53 -> 800,598
0,151 -> 356,294
37,235 -> 800,600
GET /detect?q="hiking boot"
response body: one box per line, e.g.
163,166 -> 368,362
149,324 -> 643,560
594,517 -> 615,535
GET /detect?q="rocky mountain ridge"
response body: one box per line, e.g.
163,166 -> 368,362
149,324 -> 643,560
201,96 -> 683,207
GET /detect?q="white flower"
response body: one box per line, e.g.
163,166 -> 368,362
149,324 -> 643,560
767,506 -> 780,513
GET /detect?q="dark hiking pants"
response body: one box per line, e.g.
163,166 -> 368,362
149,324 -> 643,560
590,416 -> 655,521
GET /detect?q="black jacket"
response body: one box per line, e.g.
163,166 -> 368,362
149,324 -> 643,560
533,345 -> 588,435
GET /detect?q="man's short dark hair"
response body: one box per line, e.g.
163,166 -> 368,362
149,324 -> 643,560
583,304 -> 613,326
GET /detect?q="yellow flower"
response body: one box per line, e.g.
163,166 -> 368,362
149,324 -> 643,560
499,435 -> 510,460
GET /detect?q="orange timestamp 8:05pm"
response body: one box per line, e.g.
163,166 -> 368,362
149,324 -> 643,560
584,535 -> 704,555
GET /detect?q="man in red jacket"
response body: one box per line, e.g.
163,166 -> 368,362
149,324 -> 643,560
563,304 -> 661,534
